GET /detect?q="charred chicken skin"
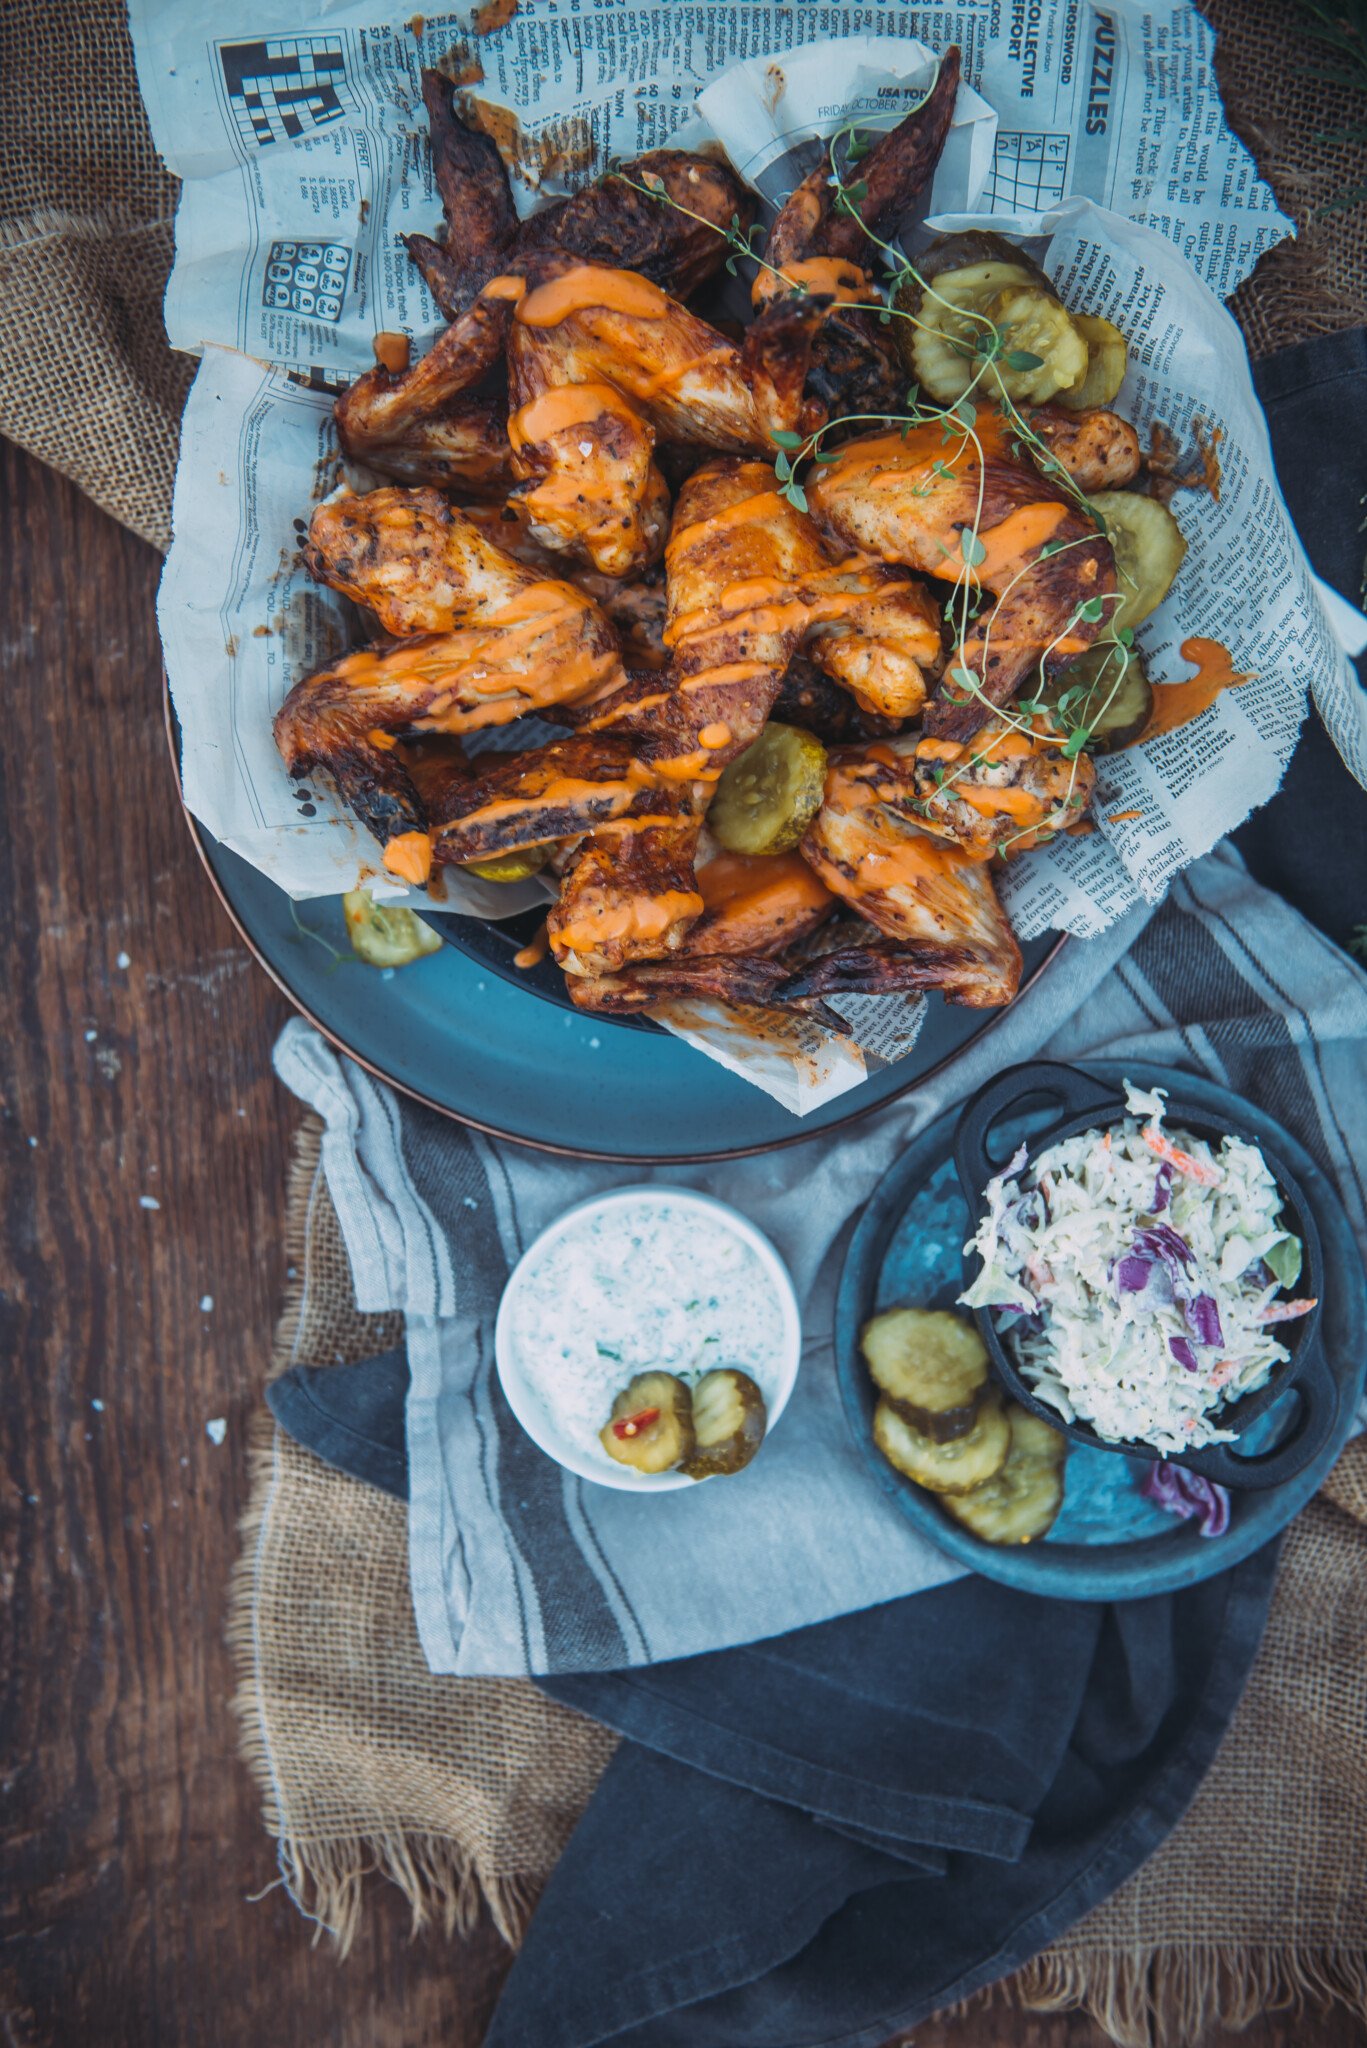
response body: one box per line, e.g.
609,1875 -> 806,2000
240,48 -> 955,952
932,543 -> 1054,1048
755,49 -> 960,423
406,69 -> 753,320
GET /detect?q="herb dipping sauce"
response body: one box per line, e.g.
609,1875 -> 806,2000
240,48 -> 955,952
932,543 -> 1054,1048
498,1189 -> 796,1481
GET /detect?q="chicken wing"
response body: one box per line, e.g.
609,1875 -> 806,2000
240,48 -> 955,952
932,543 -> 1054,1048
406,69 -> 751,318
808,407 -> 1114,741
862,721 -> 1097,858
502,269 -> 823,575
1030,406 -> 1141,492
275,493 -> 624,877
755,48 -> 962,421
799,747 -> 1023,1005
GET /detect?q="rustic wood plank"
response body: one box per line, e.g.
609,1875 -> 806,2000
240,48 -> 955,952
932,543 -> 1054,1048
0,440 -> 1354,2048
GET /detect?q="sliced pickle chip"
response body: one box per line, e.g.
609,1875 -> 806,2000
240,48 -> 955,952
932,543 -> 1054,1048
900,261 -> 1088,405
872,1394 -> 1010,1495
462,844 -> 553,883
682,1368 -> 768,1480
600,1371 -> 695,1475
941,1403 -> 1067,1544
1057,314 -> 1129,411
342,890 -> 443,968
1088,491 -> 1188,637
981,284 -> 1089,403
898,259 -> 1036,397
1040,641 -> 1154,753
861,1307 -> 989,1442
709,722 -> 829,857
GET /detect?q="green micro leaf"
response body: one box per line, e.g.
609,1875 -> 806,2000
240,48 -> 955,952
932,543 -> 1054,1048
1061,728 -> 1091,759
771,429 -> 803,449
774,450 -> 792,481
1078,595 -> 1106,624
785,483 -> 809,513
1004,348 -> 1045,371
953,398 -> 978,429
960,529 -> 987,568
1116,625 -> 1135,646
949,664 -> 979,693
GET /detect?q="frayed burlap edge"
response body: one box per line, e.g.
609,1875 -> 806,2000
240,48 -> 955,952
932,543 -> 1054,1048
228,1117 -> 613,1958
1014,1942 -> 1367,2048
227,1416 -> 533,1957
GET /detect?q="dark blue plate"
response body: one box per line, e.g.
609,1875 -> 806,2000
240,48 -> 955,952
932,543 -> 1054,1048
835,1060 -> 1366,1597
182,799 -> 1063,1162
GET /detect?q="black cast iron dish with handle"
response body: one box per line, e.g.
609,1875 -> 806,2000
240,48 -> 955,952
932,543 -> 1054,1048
952,1061 -> 1337,1491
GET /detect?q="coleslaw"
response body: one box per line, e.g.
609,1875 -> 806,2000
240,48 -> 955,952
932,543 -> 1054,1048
960,1083 -> 1316,1453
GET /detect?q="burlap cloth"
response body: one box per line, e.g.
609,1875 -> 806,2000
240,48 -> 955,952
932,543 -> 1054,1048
5,2 -> 1364,2038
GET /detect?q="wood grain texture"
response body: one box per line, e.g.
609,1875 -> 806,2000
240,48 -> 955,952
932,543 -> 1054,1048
0,441 -> 1360,2048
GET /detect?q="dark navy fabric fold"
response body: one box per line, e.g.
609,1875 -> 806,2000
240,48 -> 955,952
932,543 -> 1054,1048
539,1581 -> 1100,1866
485,1545 -> 1277,2048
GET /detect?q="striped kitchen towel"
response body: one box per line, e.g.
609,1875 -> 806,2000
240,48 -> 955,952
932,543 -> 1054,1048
272,841 -> 1367,1677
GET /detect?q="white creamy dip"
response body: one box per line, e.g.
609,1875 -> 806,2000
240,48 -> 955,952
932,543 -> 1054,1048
499,1190 -> 793,1476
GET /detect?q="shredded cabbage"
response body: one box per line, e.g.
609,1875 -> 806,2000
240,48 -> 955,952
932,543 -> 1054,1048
960,1082 -> 1310,1454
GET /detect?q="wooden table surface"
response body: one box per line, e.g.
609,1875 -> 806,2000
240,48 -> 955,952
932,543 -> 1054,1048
1,438 -> 1360,2048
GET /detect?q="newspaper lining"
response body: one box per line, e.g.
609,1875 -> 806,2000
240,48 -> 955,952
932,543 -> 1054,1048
142,0 -> 1367,1112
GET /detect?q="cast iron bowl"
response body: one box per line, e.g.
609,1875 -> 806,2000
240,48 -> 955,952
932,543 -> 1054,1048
953,1061 -> 1336,1491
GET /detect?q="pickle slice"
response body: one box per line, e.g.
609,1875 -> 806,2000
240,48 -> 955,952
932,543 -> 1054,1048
901,262 -> 1087,405
709,723 -> 829,857
463,844 -> 553,883
1088,492 -> 1188,637
872,1394 -> 1010,1495
941,1404 -> 1066,1544
899,259 -> 1036,399
1040,641 -> 1154,753
342,890 -> 443,968
600,1371 -> 695,1475
1057,314 -> 1129,411
861,1307 -> 989,1442
682,1368 -> 768,1480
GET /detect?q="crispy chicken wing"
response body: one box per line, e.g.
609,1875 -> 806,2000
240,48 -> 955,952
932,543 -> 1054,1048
855,721 -> 1097,859
799,747 -> 1023,1005
333,293 -> 517,493
1030,406 -> 1142,492
275,493 -> 623,874
755,48 -> 962,421
406,70 -> 751,318
809,407 -> 1114,741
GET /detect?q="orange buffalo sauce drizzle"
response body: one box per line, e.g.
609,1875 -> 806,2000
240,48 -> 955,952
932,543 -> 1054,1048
509,380 -> 640,447
481,273 -> 527,303
371,330 -> 411,373
914,729 -> 1047,824
516,265 -> 671,328
1142,638 -> 1253,741
969,502 -> 1069,587
697,850 -> 832,919
554,886 -> 704,953
753,254 -> 874,307
383,832 -> 434,886
513,922 -> 551,970
338,580 -> 621,731
666,488 -> 787,562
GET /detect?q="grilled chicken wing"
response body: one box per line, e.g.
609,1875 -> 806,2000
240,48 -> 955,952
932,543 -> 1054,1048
875,721 -> 1097,858
406,70 -> 751,319
453,501 -> 672,666
809,407 -> 1114,741
755,48 -> 961,421
334,293 -> 518,493
1030,406 -> 1141,492
275,492 -> 624,876
799,747 -> 1023,1005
